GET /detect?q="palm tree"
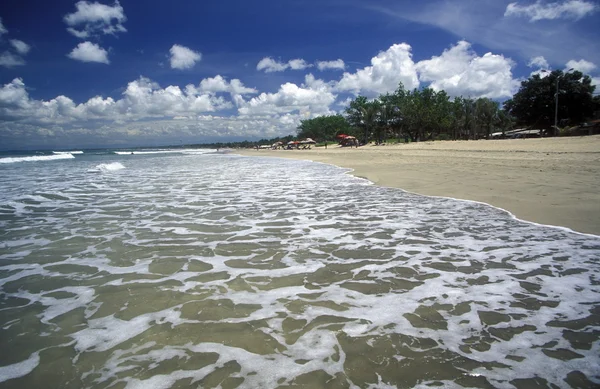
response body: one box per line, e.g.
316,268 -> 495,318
475,98 -> 499,139
359,102 -> 380,145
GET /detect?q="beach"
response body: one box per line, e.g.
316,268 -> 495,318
237,135 -> 600,236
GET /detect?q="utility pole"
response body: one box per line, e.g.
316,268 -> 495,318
554,68 -> 574,136
554,76 -> 559,136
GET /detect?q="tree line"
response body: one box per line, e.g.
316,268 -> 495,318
298,70 -> 599,144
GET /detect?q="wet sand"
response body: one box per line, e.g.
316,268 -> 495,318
236,136 -> 600,235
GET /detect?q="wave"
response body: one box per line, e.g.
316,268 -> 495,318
0,154 -> 75,164
94,162 -> 125,172
114,148 -> 214,155
53,151 -> 84,155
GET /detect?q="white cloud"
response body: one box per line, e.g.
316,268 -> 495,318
505,0 -> 598,21
0,77 -> 299,148
416,41 -> 518,99
67,41 -> 110,64
64,0 -> 127,38
169,44 -> 202,70
528,56 -> 549,69
256,57 -> 313,72
336,43 -> 419,95
0,17 -> 7,36
0,76 -> 232,125
0,78 -> 30,109
288,59 -> 312,70
0,52 -> 25,68
9,39 -> 31,55
369,1 -> 600,70
565,59 -> 596,74
256,57 -> 289,73
317,59 -> 346,71
118,77 -> 229,116
198,75 -> 257,95
238,74 -> 336,116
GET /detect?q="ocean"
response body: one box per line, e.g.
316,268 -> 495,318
0,148 -> 599,388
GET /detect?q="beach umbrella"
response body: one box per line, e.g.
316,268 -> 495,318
335,134 -> 348,139
287,141 -> 296,145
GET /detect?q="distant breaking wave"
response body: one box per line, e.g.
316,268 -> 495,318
94,162 -> 125,172
0,154 -> 75,164
53,151 -> 84,155
114,148 -> 214,155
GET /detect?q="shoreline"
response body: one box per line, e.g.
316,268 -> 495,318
235,136 -> 600,236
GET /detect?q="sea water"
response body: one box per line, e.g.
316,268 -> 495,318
0,149 -> 598,389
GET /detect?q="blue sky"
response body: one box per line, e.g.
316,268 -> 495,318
0,0 -> 599,149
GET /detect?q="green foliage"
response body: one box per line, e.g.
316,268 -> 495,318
503,70 -> 596,129
297,114 -> 352,141
341,84 -> 504,143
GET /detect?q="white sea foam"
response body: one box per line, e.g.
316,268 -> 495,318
114,148 -> 213,155
0,352 -> 40,383
94,162 -> 125,172
53,150 -> 83,155
0,153 -> 75,164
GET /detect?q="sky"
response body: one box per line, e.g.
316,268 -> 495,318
0,0 -> 599,150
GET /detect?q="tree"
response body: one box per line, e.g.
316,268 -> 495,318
345,96 -> 381,145
503,70 -> 596,132
475,98 -> 500,139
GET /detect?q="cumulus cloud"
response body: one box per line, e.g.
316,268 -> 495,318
288,59 -> 312,70
256,57 -> 288,72
67,41 -> 110,64
64,0 -> 127,38
0,78 -> 30,109
169,44 -> 202,70
0,17 -> 7,36
237,74 -> 336,116
528,56 -> 549,69
0,77 -> 300,148
317,59 -> 346,71
198,75 -> 257,95
0,76 -> 233,126
0,52 -> 25,68
117,77 -> 230,116
9,39 -> 31,55
505,0 -> 598,21
565,59 -> 596,73
415,41 -> 518,99
336,43 -> 419,95
256,57 -> 312,72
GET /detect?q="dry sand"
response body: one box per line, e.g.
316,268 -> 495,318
235,136 -> 600,236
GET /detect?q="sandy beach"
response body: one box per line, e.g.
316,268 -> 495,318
237,136 -> 600,235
